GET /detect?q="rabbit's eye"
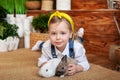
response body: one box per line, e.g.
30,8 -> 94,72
46,69 -> 48,72
62,67 -> 64,70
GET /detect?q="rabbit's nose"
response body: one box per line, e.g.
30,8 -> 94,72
55,71 -> 64,76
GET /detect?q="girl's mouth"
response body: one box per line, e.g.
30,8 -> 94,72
55,42 -> 62,45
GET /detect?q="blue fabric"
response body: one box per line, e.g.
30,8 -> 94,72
78,37 -> 84,43
39,42 -> 44,49
39,39 -> 75,58
69,39 -> 75,58
51,45 -> 57,58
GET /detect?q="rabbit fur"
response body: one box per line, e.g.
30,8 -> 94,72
38,58 -> 61,78
55,55 -> 77,77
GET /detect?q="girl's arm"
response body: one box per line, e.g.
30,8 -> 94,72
74,41 -> 90,71
38,47 -> 50,67
38,40 -> 52,67
76,64 -> 84,72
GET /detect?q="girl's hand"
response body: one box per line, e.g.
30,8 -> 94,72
67,64 -> 84,76
67,64 -> 77,76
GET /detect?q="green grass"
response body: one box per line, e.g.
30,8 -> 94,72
0,0 -> 27,14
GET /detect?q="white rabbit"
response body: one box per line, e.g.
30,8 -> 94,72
38,58 -> 61,78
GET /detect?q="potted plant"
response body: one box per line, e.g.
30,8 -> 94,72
25,0 -> 41,10
32,12 -> 51,33
0,6 -> 8,18
0,6 -> 19,52
0,19 -> 19,52
30,12 -> 51,48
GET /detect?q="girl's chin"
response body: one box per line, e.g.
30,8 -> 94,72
55,45 -> 63,48
56,45 -> 64,48
54,42 -> 62,46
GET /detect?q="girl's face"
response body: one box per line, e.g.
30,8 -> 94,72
49,21 -> 72,52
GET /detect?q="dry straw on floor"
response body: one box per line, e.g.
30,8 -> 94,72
30,32 -> 48,48
0,48 -> 120,80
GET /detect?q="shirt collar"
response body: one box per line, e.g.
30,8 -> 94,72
55,42 -> 69,56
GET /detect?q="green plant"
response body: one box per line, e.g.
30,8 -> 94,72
0,0 -> 27,14
0,19 -> 19,40
0,6 -> 8,18
27,0 -> 41,1
32,13 -> 51,33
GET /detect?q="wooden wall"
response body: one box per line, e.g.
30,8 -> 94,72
27,9 -> 120,57
71,0 -> 107,9
70,10 -> 120,56
54,0 -> 107,9
26,0 -> 120,57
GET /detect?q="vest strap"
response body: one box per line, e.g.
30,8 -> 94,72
39,42 -> 44,49
69,39 -> 75,58
51,45 -> 57,58
40,39 -> 75,58
78,37 -> 84,43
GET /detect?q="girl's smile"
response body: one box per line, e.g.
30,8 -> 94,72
55,41 -> 62,45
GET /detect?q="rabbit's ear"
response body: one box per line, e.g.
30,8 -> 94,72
61,55 -> 67,63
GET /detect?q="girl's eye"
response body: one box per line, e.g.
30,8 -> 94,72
61,32 -> 66,35
51,32 -> 56,35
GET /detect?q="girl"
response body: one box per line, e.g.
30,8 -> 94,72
32,11 -> 90,76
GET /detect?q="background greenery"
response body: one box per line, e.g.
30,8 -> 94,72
0,0 -> 27,14
32,13 -> 51,33
0,6 -> 18,40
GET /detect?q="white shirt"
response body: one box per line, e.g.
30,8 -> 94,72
38,40 -> 90,71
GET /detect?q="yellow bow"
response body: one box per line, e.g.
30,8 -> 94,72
48,11 -> 74,33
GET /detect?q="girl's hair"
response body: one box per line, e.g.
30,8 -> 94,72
48,16 -> 72,33
48,11 -> 77,39
48,11 -> 74,33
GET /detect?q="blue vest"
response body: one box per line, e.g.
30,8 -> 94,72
39,39 -> 75,58
39,37 -> 83,59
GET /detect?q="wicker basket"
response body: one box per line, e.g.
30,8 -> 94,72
30,32 -> 48,48
41,0 -> 53,10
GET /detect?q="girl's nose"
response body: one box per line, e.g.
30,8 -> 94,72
56,34 -> 60,39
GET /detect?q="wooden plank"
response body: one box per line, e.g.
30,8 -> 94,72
27,10 -> 120,57
115,48 -> 120,64
71,0 -> 108,9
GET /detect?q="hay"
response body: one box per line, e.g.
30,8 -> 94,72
0,48 -> 120,80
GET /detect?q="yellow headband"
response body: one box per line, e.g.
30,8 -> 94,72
48,11 -> 74,33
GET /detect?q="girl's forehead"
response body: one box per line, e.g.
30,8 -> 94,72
49,21 -> 70,30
